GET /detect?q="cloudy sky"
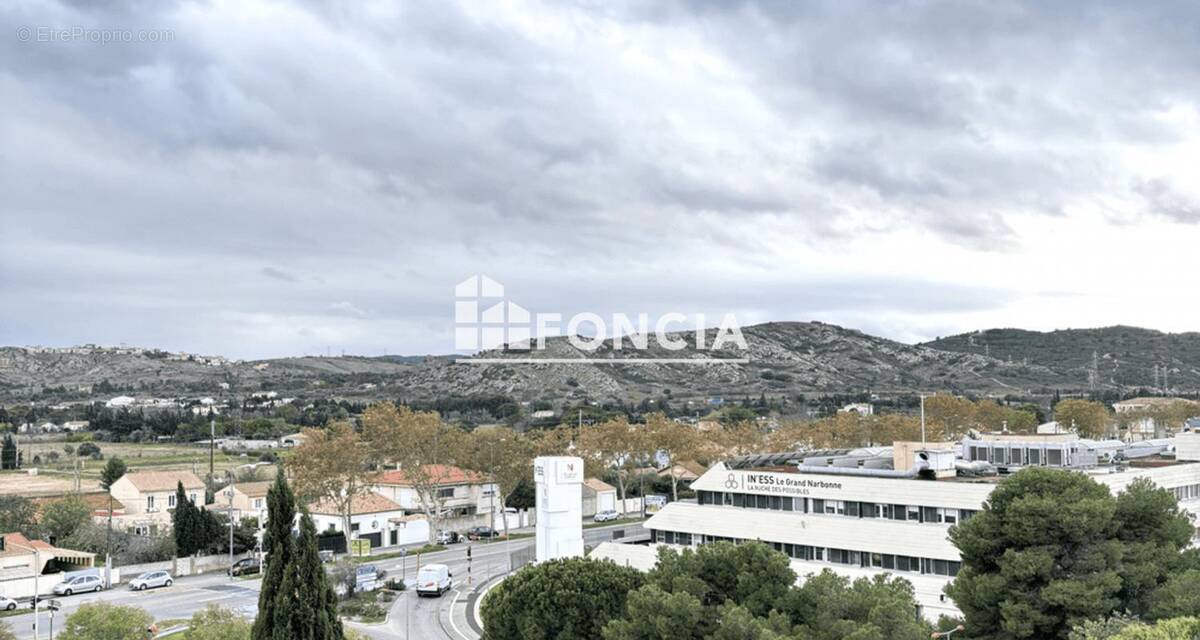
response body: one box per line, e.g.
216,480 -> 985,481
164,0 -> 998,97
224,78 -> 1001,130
3,1 -> 1200,359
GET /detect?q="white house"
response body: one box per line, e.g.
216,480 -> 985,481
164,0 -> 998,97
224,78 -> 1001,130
369,464 -> 499,519
840,403 -> 875,416
278,432 -> 307,447
308,493 -> 428,549
105,396 -> 136,408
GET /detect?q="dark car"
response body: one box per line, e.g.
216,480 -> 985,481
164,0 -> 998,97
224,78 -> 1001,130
465,526 -> 500,540
229,557 -> 261,576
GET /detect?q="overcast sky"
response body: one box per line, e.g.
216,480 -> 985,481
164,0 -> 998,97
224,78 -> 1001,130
3,1 -> 1200,359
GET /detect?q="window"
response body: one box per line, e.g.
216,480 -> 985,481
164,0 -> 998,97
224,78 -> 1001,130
860,502 -> 876,518
147,496 -> 156,511
1028,449 -> 1041,465
168,494 -> 176,508
254,498 -> 263,509
350,523 -> 360,532
189,493 -> 198,504
907,506 -> 920,521
437,488 -> 455,498
812,499 -> 824,514
664,531 -> 676,544
846,501 -> 860,517
921,506 -> 938,523
891,504 -> 907,521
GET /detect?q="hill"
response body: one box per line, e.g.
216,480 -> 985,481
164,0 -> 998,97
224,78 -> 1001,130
0,322 -> 1081,404
922,326 -> 1200,390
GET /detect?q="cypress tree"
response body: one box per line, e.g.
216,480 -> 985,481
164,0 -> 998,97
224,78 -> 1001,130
253,469 -> 297,640
1,433 -> 17,470
173,481 -> 196,557
284,510 -> 343,640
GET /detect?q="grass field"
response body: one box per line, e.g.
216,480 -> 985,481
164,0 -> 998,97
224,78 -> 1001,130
1,439 -> 282,496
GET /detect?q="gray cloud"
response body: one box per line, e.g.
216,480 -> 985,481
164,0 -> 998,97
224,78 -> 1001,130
2,0 -> 1200,357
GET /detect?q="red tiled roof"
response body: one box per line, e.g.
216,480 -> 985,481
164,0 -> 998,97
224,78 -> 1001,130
374,464 -> 486,487
0,532 -> 53,557
32,493 -> 126,518
309,492 -> 403,516
121,471 -> 205,492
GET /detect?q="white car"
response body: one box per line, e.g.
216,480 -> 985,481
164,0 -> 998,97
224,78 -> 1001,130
593,509 -> 620,522
1,595 -> 17,611
53,574 -> 103,596
128,570 -> 174,591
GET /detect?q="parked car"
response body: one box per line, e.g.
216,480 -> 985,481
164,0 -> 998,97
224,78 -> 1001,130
0,595 -> 17,611
465,526 -> 499,540
415,564 -> 452,597
318,550 -> 334,563
229,557 -> 261,577
435,530 -> 460,545
593,509 -> 620,522
53,574 -> 103,596
128,570 -> 173,591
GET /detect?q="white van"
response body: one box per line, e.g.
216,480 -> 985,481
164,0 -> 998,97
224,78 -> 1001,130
415,564 -> 452,597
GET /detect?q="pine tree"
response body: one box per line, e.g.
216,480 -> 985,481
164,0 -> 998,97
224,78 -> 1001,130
253,469 -> 297,640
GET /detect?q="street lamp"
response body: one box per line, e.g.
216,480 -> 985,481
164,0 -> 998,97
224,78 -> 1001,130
225,470 -> 235,581
931,624 -> 965,639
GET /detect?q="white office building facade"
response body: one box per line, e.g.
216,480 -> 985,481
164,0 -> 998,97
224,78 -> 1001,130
643,456 -> 1200,620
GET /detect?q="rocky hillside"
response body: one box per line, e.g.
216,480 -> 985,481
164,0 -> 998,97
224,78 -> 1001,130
923,326 -> 1200,391
0,322 -> 1087,403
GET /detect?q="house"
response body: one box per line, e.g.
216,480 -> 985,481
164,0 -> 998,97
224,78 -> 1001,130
582,478 -> 618,515
0,532 -> 95,580
370,464 -> 499,519
32,493 -> 128,525
219,481 -> 273,525
61,421 -> 90,432
108,471 -> 205,536
105,396 -> 136,408
279,432 -> 307,447
1113,397 -> 1200,440
840,403 -> 874,416
658,461 -> 707,484
308,493 -> 428,549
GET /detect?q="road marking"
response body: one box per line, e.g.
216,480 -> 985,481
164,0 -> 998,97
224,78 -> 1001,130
446,589 -> 471,640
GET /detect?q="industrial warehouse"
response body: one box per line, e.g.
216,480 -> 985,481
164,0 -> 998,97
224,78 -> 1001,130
595,433 -> 1200,620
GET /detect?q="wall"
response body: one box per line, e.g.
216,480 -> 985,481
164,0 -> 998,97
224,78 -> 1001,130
0,569 -> 124,599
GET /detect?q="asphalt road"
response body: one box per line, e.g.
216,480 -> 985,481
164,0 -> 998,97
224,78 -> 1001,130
4,520 -> 647,640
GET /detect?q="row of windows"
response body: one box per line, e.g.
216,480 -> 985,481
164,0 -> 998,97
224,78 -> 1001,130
651,529 -> 962,577
696,490 -> 977,525
1173,484 -> 1200,502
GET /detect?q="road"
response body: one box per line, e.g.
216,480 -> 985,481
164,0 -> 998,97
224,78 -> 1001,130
6,572 -> 261,640
4,520 -> 647,640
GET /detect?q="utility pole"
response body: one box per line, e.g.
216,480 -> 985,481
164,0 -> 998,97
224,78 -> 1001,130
227,472 -> 235,581
209,417 -> 215,483
488,440 -> 497,539
919,394 -> 928,445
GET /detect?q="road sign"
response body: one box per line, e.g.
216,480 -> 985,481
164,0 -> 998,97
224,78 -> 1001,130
351,538 -> 371,556
356,565 -> 379,592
